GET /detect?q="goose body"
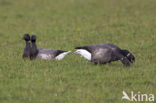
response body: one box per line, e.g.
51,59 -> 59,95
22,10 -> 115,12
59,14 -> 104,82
23,34 -> 71,60
75,43 -> 135,66
36,49 -> 71,60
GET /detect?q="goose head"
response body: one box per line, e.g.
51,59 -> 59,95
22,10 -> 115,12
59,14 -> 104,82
23,34 -> 30,41
31,35 -> 37,43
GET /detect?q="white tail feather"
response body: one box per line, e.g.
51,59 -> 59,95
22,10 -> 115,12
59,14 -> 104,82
55,51 -> 71,60
74,49 -> 91,61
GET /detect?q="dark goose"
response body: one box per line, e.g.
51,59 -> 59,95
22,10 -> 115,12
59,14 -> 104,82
29,35 -> 71,60
22,34 -> 31,58
74,43 -> 135,67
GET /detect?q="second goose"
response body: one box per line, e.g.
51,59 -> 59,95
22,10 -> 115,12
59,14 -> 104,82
27,34 -> 71,60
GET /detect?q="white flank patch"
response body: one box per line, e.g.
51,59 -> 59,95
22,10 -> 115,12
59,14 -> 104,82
55,51 -> 71,60
40,54 -> 52,60
74,49 -> 91,61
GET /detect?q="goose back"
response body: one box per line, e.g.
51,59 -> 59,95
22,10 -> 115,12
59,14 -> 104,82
91,47 -> 113,64
36,49 -> 66,60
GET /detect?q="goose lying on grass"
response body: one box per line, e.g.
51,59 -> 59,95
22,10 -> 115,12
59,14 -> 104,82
74,43 -> 135,67
22,34 -> 71,60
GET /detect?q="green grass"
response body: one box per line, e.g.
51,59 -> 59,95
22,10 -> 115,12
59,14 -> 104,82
0,0 -> 156,103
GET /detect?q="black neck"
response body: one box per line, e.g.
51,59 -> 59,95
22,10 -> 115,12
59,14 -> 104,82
25,41 -> 31,50
23,41 -> 31,58
32,42 -> 37,49
30,42 -> 38,60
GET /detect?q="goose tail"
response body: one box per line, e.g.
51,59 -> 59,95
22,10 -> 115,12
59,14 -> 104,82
55,51 -> 71,60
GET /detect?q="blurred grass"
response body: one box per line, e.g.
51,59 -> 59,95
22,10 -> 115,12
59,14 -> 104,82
0,0 -> 156,103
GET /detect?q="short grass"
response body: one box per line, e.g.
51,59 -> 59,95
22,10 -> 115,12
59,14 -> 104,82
0,0 -> 156,103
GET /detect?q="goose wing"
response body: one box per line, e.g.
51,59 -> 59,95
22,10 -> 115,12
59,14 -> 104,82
37,49 -> 66,59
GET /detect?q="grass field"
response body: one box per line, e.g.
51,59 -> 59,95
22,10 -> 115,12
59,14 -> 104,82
0,0 -> 156,103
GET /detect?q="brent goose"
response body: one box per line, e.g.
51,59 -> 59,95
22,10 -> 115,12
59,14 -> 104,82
74,43 -> 135,67
22,34 -> 31,58
30,35 -> 71,60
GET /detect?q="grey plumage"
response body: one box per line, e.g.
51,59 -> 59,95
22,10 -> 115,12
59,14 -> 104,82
23,34 -> 71,60
35,48 -> 67,60
75,43 -> 135,66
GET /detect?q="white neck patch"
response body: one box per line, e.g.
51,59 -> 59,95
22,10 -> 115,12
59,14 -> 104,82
74,49 -> 91,61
